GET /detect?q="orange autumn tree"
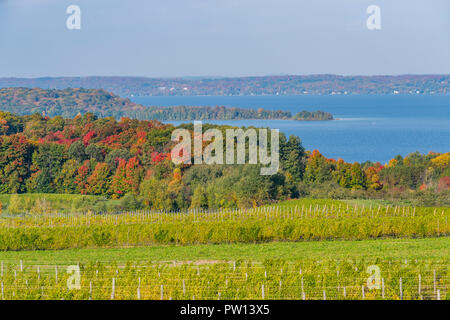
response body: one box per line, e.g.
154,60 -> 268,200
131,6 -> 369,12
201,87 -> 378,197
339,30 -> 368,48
365,166 -> 383,190
167,167 -> 183,194
0,118 -> 9,135
166,167 -> 189,210
130,130 -> 147,155
110,157 -> 144,198
86,162 -> 111,195
304,150 -> 335,183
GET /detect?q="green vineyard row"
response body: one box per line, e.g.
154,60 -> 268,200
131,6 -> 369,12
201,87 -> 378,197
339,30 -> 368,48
0,201 -> 448,250
0,259 -> 447,300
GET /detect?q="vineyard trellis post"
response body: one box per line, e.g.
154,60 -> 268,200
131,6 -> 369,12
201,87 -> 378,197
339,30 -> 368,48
433,270 -> 436,298
111,278 -> 115,300
301,277 -> 304,299
418,274 -> 421,297
137,278 -> 141,300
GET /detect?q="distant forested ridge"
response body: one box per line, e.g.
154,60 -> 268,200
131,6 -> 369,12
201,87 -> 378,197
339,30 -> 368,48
0,88 -> 332,121
0,74 -> 448,96
0,88 -> 140,119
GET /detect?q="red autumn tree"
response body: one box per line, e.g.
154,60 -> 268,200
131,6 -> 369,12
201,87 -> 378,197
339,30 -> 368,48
110,157 -> 143,198
75,160 -> 90,194
82,131 -> 96,146
437,176 -> 450,192
125,156 -> 144,193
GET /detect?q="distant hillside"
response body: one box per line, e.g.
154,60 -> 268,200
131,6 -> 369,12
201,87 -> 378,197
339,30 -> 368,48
0,88 -> 332,121
0,74 -> 448,96
0,87 -> 143,118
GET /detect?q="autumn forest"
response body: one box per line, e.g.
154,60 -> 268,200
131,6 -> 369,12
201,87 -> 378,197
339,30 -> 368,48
0,109 -> 448,212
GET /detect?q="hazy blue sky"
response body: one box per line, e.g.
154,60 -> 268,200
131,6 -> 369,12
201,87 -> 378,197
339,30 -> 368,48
0,0 -> 449,77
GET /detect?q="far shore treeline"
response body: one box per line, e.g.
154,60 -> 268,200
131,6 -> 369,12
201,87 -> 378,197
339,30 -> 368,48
0,109 -> 448,213
0,87 -> 332,121
0,74 -> 448,96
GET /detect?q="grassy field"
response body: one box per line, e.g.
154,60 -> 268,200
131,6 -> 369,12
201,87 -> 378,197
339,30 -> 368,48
0,237 -> 447,300
0,237 -> 447,265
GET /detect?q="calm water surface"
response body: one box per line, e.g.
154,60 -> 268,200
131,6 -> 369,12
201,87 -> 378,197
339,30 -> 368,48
131,95 -> 450,163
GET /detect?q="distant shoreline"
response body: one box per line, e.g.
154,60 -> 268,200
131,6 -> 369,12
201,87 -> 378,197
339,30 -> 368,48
163,117 -> 338,122
1,74 -> 448,96
128,92 -> 450,98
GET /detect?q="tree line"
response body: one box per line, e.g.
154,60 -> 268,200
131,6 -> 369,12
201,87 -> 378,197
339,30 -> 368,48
0,111 -> 448,210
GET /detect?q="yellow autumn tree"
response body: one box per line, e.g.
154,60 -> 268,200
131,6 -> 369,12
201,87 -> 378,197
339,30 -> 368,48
431,152 -> 450,170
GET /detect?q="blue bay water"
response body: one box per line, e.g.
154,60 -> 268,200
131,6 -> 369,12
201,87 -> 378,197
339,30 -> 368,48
130,95 -> 450,164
